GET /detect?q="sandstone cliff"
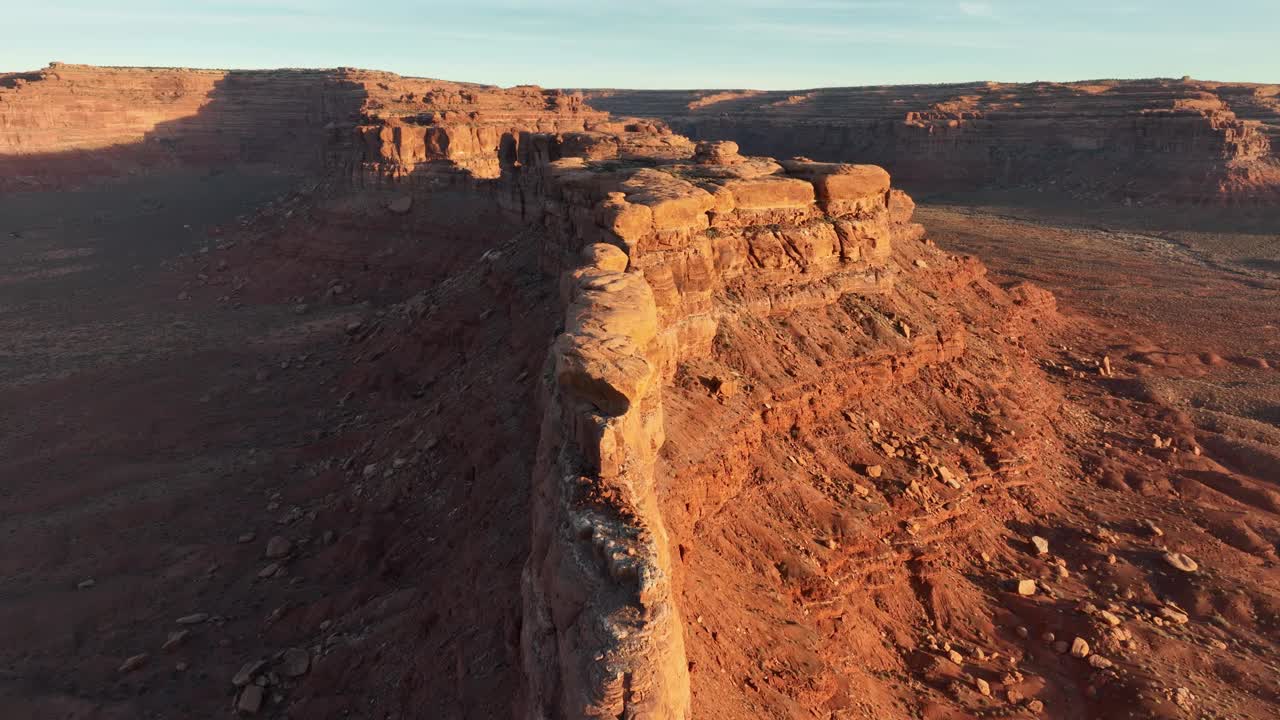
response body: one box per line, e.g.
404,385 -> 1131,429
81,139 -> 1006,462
0,64 -> 357,189
585,79 -> 1280,204
174,85 -> 1067,713
501,137 -> 912,718
0,63 -> 605,190
483,130 -> 1071,718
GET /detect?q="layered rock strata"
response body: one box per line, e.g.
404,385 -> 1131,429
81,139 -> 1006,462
501,137 -> 914,718
0,64 -> 358,188
266,105 -> 1066,714
299,114 -> 1008,712
586,79 -> 1280,203
0,63 -> 607,190
348,76 -> 608,185
10,65 -> 1275,202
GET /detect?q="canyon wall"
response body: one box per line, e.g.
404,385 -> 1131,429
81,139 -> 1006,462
0,63 -> 359,188
340,96 -> 975,716
345,74 -> 608,185
586,79 -> 1280,203
0,63 -> 605,190
9,65 -> 1276,203
431,124 -> 1057,716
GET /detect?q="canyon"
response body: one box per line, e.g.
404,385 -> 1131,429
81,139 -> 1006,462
586,80 -> 1280,204
1,63 -> 1278,720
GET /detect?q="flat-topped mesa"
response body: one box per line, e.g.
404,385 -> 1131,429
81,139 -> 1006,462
515,131 -> 920,720
586,78 -> 1280,203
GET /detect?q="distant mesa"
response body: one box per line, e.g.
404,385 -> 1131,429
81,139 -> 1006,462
0,63 -> 605,191
585,78 -> 1280,204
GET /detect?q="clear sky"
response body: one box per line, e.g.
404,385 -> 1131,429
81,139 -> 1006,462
6,0 -> 1279,89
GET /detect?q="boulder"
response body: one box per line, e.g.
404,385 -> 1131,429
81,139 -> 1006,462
693,140 -> 744,165
1031,536 -> 1050,555
781,159 -> 890,212
236,685 -> 264,715
1163,551 -> 1198,573
387,195 -> 413,214
597,192 -> 653,247
580,242 -> 629,273
620,169 -> 714,232
280,648 -> 310,677
1070,637 -> 1090,658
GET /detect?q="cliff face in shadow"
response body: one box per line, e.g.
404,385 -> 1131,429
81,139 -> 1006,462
585,79 -> 1280,204
0,64 -> 377,190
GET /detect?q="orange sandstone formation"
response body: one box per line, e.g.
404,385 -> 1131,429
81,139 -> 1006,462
454,131 -> 1057,718
497,135 -> 908,717
301,89 -> 1062,716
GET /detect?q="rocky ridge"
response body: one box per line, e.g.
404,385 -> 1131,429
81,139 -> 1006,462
312,89 -> 1277,716
499,138 -> 913,717
169,86 -> 1083,718
443,129 -> 1070,716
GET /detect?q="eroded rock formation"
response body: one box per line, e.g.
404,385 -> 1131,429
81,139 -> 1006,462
11,64 -> 1275,203
460,128 -> 1060,717
327,93 -> 1020,715
166,78 -> 1074,718
503,136 -> 910,718
349,76 -> 608,185
586,79 -> 1280,203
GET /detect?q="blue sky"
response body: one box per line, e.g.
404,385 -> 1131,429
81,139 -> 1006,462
6,1 -> 1278,89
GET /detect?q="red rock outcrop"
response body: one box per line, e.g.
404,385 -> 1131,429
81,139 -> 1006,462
474,129 -> 1065,717
506,147 -> 891,718
347,76 -> 609,185
13,65 -> 1274,204
586,79 -> 1280,204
